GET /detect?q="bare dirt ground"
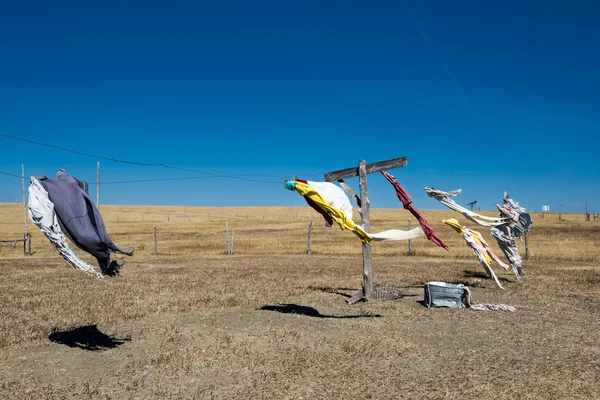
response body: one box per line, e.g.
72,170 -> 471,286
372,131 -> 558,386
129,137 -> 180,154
0,205 -> 599,399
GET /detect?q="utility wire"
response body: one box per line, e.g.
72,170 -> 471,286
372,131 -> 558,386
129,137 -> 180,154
0,171 -> 22,179
0,133 -> 283,184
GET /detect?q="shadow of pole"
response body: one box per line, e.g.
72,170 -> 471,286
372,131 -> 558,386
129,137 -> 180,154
258,304 -> 382,319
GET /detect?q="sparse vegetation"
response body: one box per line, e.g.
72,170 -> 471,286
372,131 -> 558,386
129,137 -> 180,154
0,204 -> 598,399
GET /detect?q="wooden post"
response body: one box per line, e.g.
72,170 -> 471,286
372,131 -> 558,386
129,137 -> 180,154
559,204 -> 563,221
408,217 -> 412,256
524,230 -> 530,260
226,222 -> 230,255
231,229 -> 235,255
586,197 -> 590,221
96,162 -> 100,207
153,227 -> 157,256
307,218 -> 313,255
22,164 -> 29,255
324,156 -> 408,305
358,160 -> 373,300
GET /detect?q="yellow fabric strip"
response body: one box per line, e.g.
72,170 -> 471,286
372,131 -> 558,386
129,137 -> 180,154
443,218 -> 492,264
293,181 -> 372,244
442,218 -> 464,234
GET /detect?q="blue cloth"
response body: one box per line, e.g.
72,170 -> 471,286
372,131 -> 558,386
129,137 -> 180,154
284,181 -> 297,191
35,170 -> 133,276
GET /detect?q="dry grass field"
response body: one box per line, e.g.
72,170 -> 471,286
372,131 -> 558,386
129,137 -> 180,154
0,203 -> 599,399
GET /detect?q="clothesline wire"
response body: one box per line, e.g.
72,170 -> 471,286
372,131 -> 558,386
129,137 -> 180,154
0,168 -> 321,186
0,133 -> 283,185
0,171 -> 22,179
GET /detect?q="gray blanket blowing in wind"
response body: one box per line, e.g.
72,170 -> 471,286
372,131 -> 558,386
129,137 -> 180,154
35,169 -> 133,276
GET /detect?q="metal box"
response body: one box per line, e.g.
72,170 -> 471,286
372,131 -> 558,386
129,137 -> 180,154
423,282 -> 466,308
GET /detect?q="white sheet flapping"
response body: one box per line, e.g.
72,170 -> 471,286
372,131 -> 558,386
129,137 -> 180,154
28,178 -> 102,278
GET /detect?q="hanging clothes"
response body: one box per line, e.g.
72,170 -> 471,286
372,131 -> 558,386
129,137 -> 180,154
380,171 -> 448,250
28,178 -> 102,278
285,180 -> 424,244
443,218 -> 509,289
425,187 -> 513,227
32,169 -> 133,276
496,204 -> 523,234
490,224 -> 522,279
295,179 -> 352,226
285,180 -> 372,243
503,192 -> 533,230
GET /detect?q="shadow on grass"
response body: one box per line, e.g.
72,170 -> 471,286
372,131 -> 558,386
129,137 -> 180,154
258,304 -> 381,319
49,325 -> 131,351
307,285 -> 355,298
463,270 -> 512,283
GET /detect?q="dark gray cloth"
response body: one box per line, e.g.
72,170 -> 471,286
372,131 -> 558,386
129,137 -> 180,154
35,170 -> 132,275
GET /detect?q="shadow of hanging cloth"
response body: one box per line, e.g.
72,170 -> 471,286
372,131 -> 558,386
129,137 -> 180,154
49,324 -> 131,351
258,304 -> 381,319
463,270 -> 512,283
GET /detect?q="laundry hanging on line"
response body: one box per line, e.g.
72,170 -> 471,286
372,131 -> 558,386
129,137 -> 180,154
443,218 -> 510,289
29,169 -> 133,276
496,204 -> 524,237
491,192 -> 532,280
285,180 -> 424,244
294,179 -> 353,226
502,192 -> 533,231
490,224 -> 522,279
380,171 -> 448,250
425,187 -> 514,227
28,178 -> 102,278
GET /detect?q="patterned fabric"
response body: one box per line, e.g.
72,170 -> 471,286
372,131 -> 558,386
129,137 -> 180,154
443,218 -> 509,289
426,187 -> 513,227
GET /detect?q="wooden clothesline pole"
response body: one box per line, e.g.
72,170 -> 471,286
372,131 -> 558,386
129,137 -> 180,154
324,156 -> 408,304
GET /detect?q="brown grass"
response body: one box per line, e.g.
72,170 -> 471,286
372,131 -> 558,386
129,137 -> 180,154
0,204 -> 599,399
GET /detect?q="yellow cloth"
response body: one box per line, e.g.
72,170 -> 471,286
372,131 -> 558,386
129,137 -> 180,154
443,218 -> 464,234
443,218 -> 492,265
293,181 -> 372,244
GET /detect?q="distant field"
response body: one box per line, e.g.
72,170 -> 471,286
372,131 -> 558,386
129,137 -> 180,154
1,203 -> 598,261
0,204 -> 599,399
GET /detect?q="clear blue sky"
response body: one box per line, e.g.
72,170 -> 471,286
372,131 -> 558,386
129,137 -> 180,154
1,0 -> 598,213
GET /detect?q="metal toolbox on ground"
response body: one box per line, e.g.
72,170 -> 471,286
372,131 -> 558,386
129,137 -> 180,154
423,282 -> 466,308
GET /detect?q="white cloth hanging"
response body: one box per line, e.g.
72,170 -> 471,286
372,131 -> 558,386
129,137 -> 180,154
28,178 -> 102,278
425,187 -> 513,227
307,181 -> 354,220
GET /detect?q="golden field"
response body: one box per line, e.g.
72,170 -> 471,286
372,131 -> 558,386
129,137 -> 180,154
0,203 -> 599,399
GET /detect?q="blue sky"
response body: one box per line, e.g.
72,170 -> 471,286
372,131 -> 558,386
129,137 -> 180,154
1,0 -> 598,213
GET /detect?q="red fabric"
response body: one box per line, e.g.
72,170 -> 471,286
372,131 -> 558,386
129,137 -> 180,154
380,171 -> 449,250
296,179 -> 334,225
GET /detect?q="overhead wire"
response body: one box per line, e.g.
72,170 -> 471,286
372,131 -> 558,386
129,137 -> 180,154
0,171 -> 22,179
0,133 -> 283,184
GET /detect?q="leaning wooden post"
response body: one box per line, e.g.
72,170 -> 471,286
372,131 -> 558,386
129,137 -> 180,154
408,217 -> 412,256
22,164 -> 29,255
153,227 -> 157,255
307,218 -> 313,255
358,160 -> 373,300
